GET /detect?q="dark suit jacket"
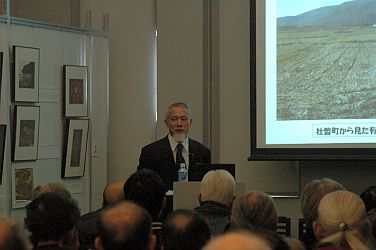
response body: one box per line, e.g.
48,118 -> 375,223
137,136 -> 211,190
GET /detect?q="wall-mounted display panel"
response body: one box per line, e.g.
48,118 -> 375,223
13,105 -> 40,161
12,164 -> 34,209
63,65 -> 88,117
62,119 -> 89,178
13,46 -> 40,102
0,125 -> 6,185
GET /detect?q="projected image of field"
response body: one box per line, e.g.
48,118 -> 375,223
277,26 -> 376,121
276,0 -> 376,121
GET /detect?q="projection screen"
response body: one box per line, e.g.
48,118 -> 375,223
250,0 -> 376,160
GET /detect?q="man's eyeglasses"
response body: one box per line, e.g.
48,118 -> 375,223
167,116 -> 189,122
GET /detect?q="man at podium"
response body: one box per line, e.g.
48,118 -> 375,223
137,102 -> 211,191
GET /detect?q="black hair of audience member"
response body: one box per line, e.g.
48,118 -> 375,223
360,185 -> 376,212
24,192 -> 80,243
96,201 -> 154,250
161,209 -> 211,250
123,169 -> 167,221
367,208 -> 376,240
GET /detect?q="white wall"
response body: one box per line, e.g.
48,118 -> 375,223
156,0 -> 205,140
80,0 -> 157,183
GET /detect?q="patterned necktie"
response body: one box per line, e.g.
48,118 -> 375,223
176,143 -> 185,168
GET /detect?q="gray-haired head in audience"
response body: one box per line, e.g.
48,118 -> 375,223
231,191 -> 278,231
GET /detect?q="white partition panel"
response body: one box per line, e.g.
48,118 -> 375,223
0,18 -> 108,220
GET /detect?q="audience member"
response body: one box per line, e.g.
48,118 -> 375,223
77,180 -> 125,250
367,208 -> 376,242
0,216 -> 31,250
202,230 -> 272,250
284,237 -> 306,250
24,192 -> 80,250
251,229 -> 291,250
231,191 -> 278,231
32,182 -> 72,200
300,178 -> 345,250
123,169 -> 166,250
360,186 -> 376,242
361,185 -> 376,213
95,201 -> 156,250
313,190 -> 372,250
194,169 -> 235,235
162,209 -> 211,250
124,169 -> 166,221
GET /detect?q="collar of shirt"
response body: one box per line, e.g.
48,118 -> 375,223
168,134 -> 189,152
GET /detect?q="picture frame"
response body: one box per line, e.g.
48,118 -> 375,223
63,65 -> 88,117
0,125 -> 6,185
12,164 -> 34,208
13,105 -> 40,161
0,52 -> 3,101
13,46 -> 40,102
62,119 -> 89,178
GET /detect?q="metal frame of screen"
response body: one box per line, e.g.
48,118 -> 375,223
249,0 -> 376,161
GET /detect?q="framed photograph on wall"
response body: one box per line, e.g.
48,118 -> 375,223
62,119 -> 89,178
12,164 -> 34,208
0,125 -> 6,185
63,65 -> 88,117
0,52 -> 3,98
13,46 -> 40,102
13,106 -> 40,161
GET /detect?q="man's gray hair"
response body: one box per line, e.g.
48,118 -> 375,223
165,102 -> 191,119
200,170 -> 235,207
300,178 -> 345,228
32,182 -> 72,200
231,191 -> 277,231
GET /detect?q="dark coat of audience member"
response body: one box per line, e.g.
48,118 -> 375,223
76,180 -> 125,250
162,209 -> 211,250
194,169 -> 235,236
24,193 -> 80,250
123,169 -> 167,250
95,201 -> 156,250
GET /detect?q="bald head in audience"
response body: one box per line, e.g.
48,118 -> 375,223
95,201 -> 156,250
162,209 -> 211,250
102,180 -> 125,206
0,216 -> 31,250
203,230 -> 272,250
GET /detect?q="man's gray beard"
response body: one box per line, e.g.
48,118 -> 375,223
173,133 -> 187,143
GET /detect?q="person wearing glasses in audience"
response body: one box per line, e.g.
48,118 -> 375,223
137,102 -> 211,192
